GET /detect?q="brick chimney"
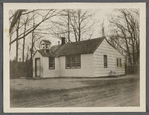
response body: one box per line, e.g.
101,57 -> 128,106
61,37 -> 65,45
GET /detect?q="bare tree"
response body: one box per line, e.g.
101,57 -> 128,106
107,9 -> 139,72
70,9 -> 94,41
15,18 -> 20,62
30,11 -> 35,72
50,9 -> 94,42
9,9 -> 59,45
49,9 -> 72,43
21,14 -> 30,62
9,10 -> 26,34
9,9 -> 61,78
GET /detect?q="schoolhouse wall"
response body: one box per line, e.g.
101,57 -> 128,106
42,57 -> 60,78
59,54 -> 94,77
93,39 -> 125,77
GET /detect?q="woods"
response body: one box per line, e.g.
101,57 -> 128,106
106,9 -> 140,73
9,9 -> 140,78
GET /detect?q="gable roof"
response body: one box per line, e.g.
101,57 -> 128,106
54,37 -> 105,56
36,37 -> 105,57
37,50 -> 57,57
41,40 -> 51,44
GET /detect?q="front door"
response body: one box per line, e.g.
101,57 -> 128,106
35,58 -> 41,77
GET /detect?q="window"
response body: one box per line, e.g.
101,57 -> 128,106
46,50 -> 49,53
120,58 -> 122,67
66,55 -> 81,69
104,55 -> 107,68
117,58 -> 122,67
117,58 -> 119,67
46,44 -> 49,48
49,57 -> 55,69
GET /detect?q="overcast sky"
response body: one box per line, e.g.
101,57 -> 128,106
9,9 -> 117,60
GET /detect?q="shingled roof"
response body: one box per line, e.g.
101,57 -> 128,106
55,37 -> 105,56
37,50 -> 57,57
36,37 -> 105,57
41,40 -> 51,44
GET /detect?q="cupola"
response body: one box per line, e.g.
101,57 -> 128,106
40,40 -> 51,53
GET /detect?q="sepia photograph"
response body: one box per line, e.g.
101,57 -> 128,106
3,3 -> 146,112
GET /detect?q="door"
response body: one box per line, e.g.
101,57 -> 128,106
35,58 -> 41,77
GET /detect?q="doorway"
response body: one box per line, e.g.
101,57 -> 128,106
35,58 -> 41,77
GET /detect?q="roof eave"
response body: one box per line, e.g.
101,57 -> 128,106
57,52 -> 94,57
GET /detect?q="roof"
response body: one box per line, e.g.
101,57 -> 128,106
37,50 -> 57,57
41,40 -> 51,44
55,37 -> 105,56
36,37 -> 105,57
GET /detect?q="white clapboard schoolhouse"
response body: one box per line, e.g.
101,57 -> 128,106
33,37 -> 125,78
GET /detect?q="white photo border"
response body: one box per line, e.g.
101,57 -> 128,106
3,3 -> 146,112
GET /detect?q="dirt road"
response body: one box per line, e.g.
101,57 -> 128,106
10,75 -> 140,107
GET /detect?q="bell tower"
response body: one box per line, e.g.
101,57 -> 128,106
40,40 -> 51,53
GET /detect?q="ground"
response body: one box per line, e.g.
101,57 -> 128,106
10,74 -> 140,107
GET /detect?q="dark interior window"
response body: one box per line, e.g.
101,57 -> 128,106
104,55 -> 107,68
46,44 -> 49,48
120,58 -> 122,67
117,58 -> 122,67
66,55 -> 81,69
49,57 -> 55,69
117,58 -> 119,67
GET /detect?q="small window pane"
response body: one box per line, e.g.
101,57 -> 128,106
71,56 -> 75,68
66,55 -> 81,69
76,56 -> 80,63
117,58 -> 119,67
104,55 -> 107,68
66,56 -> 71,68
71,56 -> 75,62
120,58 -> 122,67
67,63 -> 71,68
49,57 -> 55,69
67,57 -> 71,63
116,58 -> 122,67
76,63 -> 81,68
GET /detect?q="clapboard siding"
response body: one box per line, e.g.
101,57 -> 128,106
93,39 -> 125,77
59,54 -> 94,77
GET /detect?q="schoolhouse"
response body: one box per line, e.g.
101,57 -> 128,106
33,37 -> 125,78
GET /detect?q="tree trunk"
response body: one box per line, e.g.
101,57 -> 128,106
30,12 -> 35,77
16,22 -> 19,62
9,34 -> 12,52
78,11 -> 81,41
15,19 -> 20,78
78,23 -> 81,41
22,23 -> 26,62
67,10 -> 70,42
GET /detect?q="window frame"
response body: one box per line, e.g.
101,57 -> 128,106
49,57 -> 55,69
104,55 -> 108,68
120,58 -> 122,67
117,58 -> 122,67
66,55 -> 81,69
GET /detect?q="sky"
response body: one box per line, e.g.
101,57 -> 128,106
9,9 -> 117,60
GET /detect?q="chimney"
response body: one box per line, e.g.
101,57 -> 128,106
58,41 -> 60,45
61,37 -> 65,45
